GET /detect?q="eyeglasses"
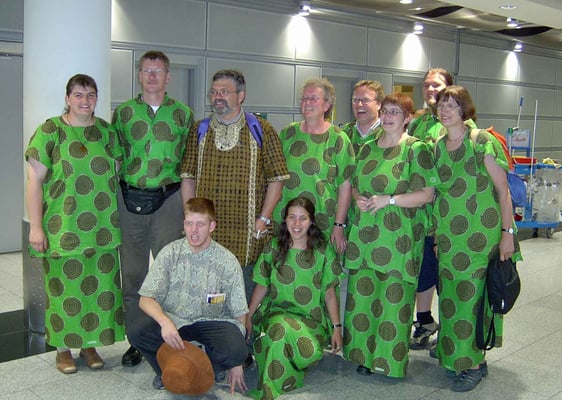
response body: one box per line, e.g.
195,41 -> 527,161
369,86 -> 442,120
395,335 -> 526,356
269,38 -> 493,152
300,96 -> 322,104
142,68 -> 166,75
208,88 -> 238,97
352,98 -> 375,105
437,103 -> 460,112
380,108 -> 403,116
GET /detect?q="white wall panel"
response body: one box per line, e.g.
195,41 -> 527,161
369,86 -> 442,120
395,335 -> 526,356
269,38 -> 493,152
111,49 -> 134,105
517,88 -> 555,117
428,38 -> 455,73
519,53 -> 556,85
266,113 -> 295,132
112,0 -> 205,49
369,29 -> 428,72
533,120 -> 553,148
475,83 -> 519,115
0,0 -> 22,32
554,90 -> 562,119
476,118 -> 513,135
367,72 -> 393,97
208,4 -> 294,58
295,65 -> 321,106
297,19 -> 367,65
556,60 -> 562,86
458,44 -> 479,77
206,59 -> 294,109
475,47 -> 515,81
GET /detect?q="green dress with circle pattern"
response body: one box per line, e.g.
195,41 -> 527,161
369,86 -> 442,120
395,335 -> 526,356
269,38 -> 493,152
25,116 -> 125,348
343,135 -> 438,377
432,128 -> 522,373
250,239 -> 343,399
273,122 -> 356,235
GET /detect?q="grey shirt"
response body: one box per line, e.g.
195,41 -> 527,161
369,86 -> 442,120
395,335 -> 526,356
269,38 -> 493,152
139,238 -> 248,334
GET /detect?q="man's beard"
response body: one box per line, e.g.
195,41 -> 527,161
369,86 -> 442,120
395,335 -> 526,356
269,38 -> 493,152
212,99 -> 232,115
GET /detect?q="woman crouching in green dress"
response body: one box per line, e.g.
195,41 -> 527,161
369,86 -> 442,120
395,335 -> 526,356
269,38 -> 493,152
247,196 -> 344,399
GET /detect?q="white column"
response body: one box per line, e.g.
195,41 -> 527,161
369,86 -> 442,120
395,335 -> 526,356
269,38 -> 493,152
22,0 -> 111,334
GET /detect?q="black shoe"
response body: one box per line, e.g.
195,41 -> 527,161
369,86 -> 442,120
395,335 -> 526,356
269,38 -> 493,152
243,353 -> 253,369
356,365 -> 372,376
451,368 -> 483,392
122,346 -> 143,367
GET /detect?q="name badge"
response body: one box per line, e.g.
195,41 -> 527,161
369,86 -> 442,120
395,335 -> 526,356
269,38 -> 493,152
207,293 -> 226,304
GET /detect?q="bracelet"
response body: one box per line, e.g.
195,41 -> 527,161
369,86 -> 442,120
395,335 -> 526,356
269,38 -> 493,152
332,323 -> 342,328
333,222 -> 347,228
258,215 -> 271,225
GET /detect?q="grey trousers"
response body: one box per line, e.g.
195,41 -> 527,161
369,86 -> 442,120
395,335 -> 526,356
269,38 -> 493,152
117,187 -> 184,337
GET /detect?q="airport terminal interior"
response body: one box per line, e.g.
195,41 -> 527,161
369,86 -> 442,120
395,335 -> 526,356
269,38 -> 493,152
2,0 -> 562,399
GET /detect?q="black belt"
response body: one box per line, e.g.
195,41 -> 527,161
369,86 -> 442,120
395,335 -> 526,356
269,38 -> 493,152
119,180 -> 181,195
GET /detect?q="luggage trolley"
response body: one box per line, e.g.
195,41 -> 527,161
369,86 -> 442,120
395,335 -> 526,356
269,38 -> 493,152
508,105 -> 560,238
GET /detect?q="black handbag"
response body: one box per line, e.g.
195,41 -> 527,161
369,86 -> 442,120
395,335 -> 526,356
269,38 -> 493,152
487,257 -> 521,314
120,181 -> 168,215
476,256 -> 521,350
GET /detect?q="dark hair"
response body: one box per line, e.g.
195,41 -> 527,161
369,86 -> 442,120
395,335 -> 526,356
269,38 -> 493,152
381,93 -> 414,130
65,74 -> 98,97
184,197 -> 216,221
64,74 -> 98,114
436,85 -> 477,122
424,68 -> 454,86
212,69 -> 246,93
139,51 -> 170,72
353,80 -> 385,102
274,197 -> 326,268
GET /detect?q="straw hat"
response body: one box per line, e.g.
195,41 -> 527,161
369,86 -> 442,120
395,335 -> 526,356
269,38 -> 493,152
156,341 -> 215,395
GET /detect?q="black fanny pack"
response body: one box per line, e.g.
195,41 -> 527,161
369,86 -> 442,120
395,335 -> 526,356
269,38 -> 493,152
120,181 -> 180,215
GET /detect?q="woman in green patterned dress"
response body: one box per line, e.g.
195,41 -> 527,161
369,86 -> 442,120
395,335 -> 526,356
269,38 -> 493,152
247,197 -> 344,399
432,86 -> 521,392
343,94 -> 437,378
26,74 -> 125,374
273,78 -> 355,255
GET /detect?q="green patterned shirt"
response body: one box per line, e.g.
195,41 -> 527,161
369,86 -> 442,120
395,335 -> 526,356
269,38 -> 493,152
112,94 -> 192,188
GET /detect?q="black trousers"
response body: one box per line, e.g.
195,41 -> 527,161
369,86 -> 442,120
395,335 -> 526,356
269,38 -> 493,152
128,309 -> 247,376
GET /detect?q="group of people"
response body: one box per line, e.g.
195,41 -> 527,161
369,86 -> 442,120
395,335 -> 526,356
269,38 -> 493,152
25,49 -> 521,398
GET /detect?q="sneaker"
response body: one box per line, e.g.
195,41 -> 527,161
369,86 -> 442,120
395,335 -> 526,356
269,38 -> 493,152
447,362 -> 487,382
410,321 -> 438,350
451,368 -> 483,392
152,375 -> 165,390
480,361 -> 488,378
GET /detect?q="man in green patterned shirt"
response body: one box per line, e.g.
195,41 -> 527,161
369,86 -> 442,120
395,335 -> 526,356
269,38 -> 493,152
113,51 -> 193,367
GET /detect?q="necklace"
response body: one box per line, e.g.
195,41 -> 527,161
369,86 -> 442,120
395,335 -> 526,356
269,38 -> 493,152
64,114 -> 94,154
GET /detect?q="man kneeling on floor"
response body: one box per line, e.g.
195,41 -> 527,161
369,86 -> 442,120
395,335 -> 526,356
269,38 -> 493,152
128,197 -> 248,394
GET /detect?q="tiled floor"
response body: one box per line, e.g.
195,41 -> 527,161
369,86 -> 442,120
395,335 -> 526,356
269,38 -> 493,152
1,227 -> 562,399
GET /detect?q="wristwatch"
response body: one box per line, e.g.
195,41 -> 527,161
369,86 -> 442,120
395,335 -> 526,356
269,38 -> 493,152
389,194 -> 396,205
501,227 -> 514,234
259,215 -> 271,225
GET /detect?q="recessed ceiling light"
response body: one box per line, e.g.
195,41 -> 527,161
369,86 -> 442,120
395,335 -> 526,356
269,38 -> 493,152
400,0 -> 414,4
506,17 -> 518,28
499,5 -> 517,10
513,42 -> 523,52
